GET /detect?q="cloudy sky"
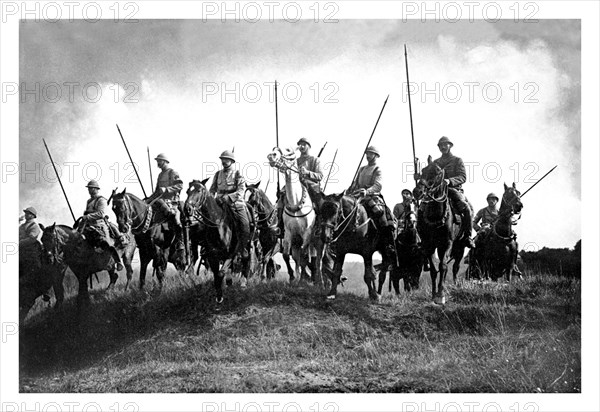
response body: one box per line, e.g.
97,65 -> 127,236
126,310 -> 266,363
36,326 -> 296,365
19,19 -> 580,249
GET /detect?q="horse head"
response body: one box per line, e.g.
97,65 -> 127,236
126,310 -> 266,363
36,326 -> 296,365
267,147 -> 297,175
184,179 -> 209,222
319,191 -> 346,244
501,182 -> 523,222
40,223 -> 60,265
416,158 -> 446,202
111,189 -> 134,233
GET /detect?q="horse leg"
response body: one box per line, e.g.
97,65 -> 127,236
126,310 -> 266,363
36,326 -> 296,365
77,273 -> 91,310
363,255 -> 379,301
327,254 -> 345,300
211,257 -> 225,303
428,253 -> 438,300
377,264 -> 387,295
52,266 -> 66,310
107,268 -> 118,290
434,246 -> 450,305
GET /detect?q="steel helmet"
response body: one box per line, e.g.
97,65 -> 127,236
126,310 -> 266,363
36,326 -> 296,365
154,153 -> 170,163
297,137 -> 311,147
487,192 -> 499,201
23,207 -> 37,217
365,145 -> 380,157
437,136 -> 454,147
219,150 -> 236,162
85,180 -> 100,189
401,189 -> 412,196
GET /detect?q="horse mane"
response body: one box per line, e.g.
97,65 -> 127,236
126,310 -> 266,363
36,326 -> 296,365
320,194 -> 357,220
252,188 -> 273,209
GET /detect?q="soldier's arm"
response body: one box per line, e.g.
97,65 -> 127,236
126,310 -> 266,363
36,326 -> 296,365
303,157 -> 324,182
473,208 -> 483,231
209,173 -> 219,196
365,167 -> 382,195
165,170 -> 184,196
448,157 -> 467,187
28,223 -> 42,240
229,171 -> 246,202
86,197 -> 107,220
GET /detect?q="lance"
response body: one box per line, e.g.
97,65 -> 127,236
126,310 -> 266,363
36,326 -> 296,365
274,80 -> 280,195
116,124 -> 148,198
147,146 -> 154,191
43,139 -> 76,222
521,165 -> 558,198
350,95 -> 390,187
323,148 -> 338,192
404,45 -> 419,188
317,141 -> 328,158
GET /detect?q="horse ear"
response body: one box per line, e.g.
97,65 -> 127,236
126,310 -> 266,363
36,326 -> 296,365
427,155 -> 433,165
121,188 -> 126,195
51,222 -> 56,229
201,178 -> 209,186
504,182 -> 509,191
256,180 -> 261,188
512,182 -> 517,189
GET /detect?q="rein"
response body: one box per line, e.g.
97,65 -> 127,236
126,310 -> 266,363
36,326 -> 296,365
123,195 -> 154,234
185,189 -> 222,228
322,200 -> 360,243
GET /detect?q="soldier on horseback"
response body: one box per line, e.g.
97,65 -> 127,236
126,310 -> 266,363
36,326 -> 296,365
473,192 -> 500,242
19,207 -> 42,248
79,180 -> 123,271
210,150 -> 252,259
419,136 -> 476,248
393,189 -> 417,232
275,137 -> 323,237
150,153 -> 183,229
348,145 -> 397,262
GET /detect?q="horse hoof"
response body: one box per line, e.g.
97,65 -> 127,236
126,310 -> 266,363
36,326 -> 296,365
240,278 -> 247,289
326,295 -> 336,300
434,295 -> 446,305
216,297 -> 224,304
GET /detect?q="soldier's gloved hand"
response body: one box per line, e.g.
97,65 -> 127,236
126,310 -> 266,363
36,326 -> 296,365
299,166 -> 308,177
414,173 -> 421,181
159,187 -> 167,194
444,179 -> 450,186
354,188 -> 367,197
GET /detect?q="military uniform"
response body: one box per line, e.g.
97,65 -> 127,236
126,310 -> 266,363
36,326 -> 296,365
431,137 -> 475,246
393,201 -> 416,230
210,150 -> 251,259
151,153 -> 183,228
19,207 -> 41,248
348,146 -> 396,262
473,206 -> 499,232
81,180 -> 123,269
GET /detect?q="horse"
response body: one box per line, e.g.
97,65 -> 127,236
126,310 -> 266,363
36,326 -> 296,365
378,211 -> 424,295
245,181 -> 291,280
319,191 -> 388,301
183,179 -> 252,303
111,190 -> 186,290
469,183 -> 523,281
40,224 -> 122,308
19,238 -> 66,322
267,147 -> 315,283
413,157 -> 463,305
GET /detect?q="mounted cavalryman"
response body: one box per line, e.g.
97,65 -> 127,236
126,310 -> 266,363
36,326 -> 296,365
209,150 -> 252,259
473,192 -> 500,245
275,137 -> 324,238
79,180 -> 123,271
151,153 -> 184,230
393,189 -> 417,232
19,207 -> 42,248
423,136 -> 476,248
348,145 -> 397,263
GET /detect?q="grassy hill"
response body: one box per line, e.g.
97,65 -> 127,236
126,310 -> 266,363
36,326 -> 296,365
20,261 -> 580,393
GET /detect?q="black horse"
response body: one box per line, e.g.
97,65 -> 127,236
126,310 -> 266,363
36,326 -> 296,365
378,211 -> 424,294
413,157 -> 463,304
111,190 -> 186,290
245,182 -> 290,280
320,192 -> 390,301
184,180 -> 253,303
468,183 -> 523,281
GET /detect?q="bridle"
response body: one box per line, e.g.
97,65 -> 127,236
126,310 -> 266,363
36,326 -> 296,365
420,169 -> 448,204
246,188 -> 276,228
321,198 -> 359,244
44,226 -> 64,266
114,194 -> 153,234
184,185 -> 221,228
499,189 -> 522,224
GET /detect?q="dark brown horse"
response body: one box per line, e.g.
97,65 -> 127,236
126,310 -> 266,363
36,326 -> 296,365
413,158 -> 462,304
469,183 -> 523,281
19,239 -> 66,322
245,182 -> 291,280
111,190 -> 186,289
184,180 -> 252,303
41,224 -> 122,308
320,192 -> 388,301
378,211 -> 424,294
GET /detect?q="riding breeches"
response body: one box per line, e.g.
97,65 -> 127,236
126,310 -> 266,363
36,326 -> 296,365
229,201 -> 251,256
448,188 -> 474,237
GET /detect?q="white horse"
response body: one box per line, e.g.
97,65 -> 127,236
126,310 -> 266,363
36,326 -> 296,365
268,147 -> 316,282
